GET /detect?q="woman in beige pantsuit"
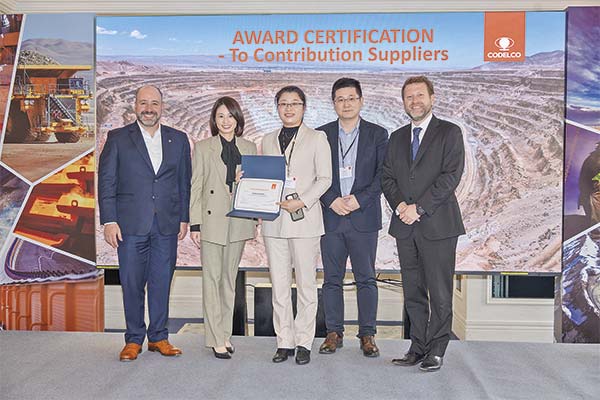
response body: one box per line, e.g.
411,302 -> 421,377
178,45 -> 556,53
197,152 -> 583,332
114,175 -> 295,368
189,97 -> 257,359
261,86 -> 332,365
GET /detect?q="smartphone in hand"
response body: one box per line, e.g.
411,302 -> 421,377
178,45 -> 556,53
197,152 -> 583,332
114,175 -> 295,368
285,192 -> 305,222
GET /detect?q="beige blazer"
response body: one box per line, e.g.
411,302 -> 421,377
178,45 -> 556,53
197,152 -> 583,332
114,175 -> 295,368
190,135 -> 257,245
261,123 -> 332,238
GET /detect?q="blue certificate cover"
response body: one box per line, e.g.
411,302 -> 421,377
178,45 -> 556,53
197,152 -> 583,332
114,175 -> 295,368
227,155 -> 286,221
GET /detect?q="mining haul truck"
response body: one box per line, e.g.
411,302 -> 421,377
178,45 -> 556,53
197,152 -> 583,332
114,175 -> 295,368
5,65 -> 92,143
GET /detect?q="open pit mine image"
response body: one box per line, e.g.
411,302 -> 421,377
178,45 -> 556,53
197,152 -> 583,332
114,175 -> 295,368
94,56 -> 564,273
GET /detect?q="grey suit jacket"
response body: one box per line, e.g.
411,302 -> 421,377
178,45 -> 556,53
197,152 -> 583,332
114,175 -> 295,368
190,135 -> 257,245
261,123 -> 332,238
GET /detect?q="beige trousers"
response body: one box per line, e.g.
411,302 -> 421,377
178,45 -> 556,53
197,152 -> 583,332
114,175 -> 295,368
264,236 -> 320,349
201,238 -> 246,348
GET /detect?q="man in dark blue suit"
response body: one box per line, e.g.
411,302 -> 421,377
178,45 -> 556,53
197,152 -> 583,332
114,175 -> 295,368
98,85 -> 191,362
382,76 -> 465,372
318,78 -> 388,357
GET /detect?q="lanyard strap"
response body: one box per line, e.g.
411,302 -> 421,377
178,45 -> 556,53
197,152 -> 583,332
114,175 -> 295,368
339,130 -> 359,164
283,130 -> 298,174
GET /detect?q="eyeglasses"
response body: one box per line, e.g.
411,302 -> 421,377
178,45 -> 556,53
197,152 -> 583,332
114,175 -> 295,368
277,102 -> 304,109
334,96 -> 361,105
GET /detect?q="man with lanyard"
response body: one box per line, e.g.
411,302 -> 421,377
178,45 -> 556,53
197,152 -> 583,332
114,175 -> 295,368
318,77 -> 388,357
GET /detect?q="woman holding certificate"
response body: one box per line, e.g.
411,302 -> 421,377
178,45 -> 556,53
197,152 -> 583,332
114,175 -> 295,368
189,96 -> 257,359
261,86 -> 332,365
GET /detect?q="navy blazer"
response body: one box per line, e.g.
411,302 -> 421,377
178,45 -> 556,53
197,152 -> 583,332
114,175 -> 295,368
319,118 -> 388,233
98,122 -> 192,236
381,115 -> 465,240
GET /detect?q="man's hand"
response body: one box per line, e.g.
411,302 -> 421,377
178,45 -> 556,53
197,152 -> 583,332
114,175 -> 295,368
190,231 -> 201,248
400,204 -> 420,225
104,223 -> 122,249
178,222 -> 188,240
396,201 -> 408,216
278,199 -> 305,213
342,195 -> 360,212
330,197 -> 352,216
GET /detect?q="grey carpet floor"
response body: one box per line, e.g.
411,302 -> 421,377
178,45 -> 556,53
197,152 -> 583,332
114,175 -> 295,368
1,332 -> 598,400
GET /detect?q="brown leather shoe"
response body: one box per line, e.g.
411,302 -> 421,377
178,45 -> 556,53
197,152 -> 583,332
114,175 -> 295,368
119,343 -> 142,362
148,339 -> 182,357
319,332 -> 343,354
359,335 -> 380,357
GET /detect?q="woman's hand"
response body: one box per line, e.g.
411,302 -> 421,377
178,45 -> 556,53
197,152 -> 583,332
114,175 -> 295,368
235,170 -> 244,183
277,199 -> 305,213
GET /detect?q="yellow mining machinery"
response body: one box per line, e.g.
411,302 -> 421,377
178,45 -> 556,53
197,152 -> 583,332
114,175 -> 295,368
5,65 -> 93,143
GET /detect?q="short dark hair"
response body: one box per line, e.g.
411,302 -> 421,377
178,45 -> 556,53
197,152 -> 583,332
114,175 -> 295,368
275,85 -> 306,108
135,85 -> 163,101
331,77 -> 362,101
401,76 -> 434,99
209,96 -> 245,137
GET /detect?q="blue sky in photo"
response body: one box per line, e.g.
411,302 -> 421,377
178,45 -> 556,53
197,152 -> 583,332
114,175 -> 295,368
23,13 -> 95,43
566,7 -> 600,118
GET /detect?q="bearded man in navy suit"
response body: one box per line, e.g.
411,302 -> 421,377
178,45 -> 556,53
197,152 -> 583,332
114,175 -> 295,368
99,85 -> 191,361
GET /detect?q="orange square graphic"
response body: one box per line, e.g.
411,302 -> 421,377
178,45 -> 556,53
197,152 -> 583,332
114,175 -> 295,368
484,12 -> 526,62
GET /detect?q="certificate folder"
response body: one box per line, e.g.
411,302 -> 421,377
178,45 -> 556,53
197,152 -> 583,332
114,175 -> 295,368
227,155 -> 285,221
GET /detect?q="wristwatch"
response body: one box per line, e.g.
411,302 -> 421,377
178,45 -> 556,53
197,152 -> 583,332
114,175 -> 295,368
416,204 -> 426,216
190,224 -> 201,232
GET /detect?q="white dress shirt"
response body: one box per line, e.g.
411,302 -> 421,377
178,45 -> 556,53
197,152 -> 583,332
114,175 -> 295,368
138,121 -> 163,174
411,112 -> 433,144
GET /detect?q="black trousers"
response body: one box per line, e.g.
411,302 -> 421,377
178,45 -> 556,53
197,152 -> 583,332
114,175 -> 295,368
396,230 -> 458,357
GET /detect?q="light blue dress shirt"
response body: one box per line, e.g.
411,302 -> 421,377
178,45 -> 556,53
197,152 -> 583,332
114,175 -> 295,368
338,119 -> 360,197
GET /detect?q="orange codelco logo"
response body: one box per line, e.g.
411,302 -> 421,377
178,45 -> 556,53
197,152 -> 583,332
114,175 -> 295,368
484,12 -> 526,62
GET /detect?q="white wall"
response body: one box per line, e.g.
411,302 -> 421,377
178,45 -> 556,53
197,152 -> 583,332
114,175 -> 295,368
453,275 -> 555,342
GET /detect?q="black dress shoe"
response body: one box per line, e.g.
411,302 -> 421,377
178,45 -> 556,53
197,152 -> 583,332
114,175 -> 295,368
391,351 -> 425,366
419,354 -> 443,372
295,346 -> 311,365
212,348 -> 232,359
226,345 -> 235,354
272,348 -> 295,363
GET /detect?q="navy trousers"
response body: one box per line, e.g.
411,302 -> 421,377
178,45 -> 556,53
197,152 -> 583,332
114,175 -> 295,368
117,215 -> 178,345
320,218 -> 379,337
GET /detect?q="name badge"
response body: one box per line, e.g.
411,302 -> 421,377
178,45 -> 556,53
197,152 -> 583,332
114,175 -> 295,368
285,176 -> 297,190
339,166 -> 353,179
